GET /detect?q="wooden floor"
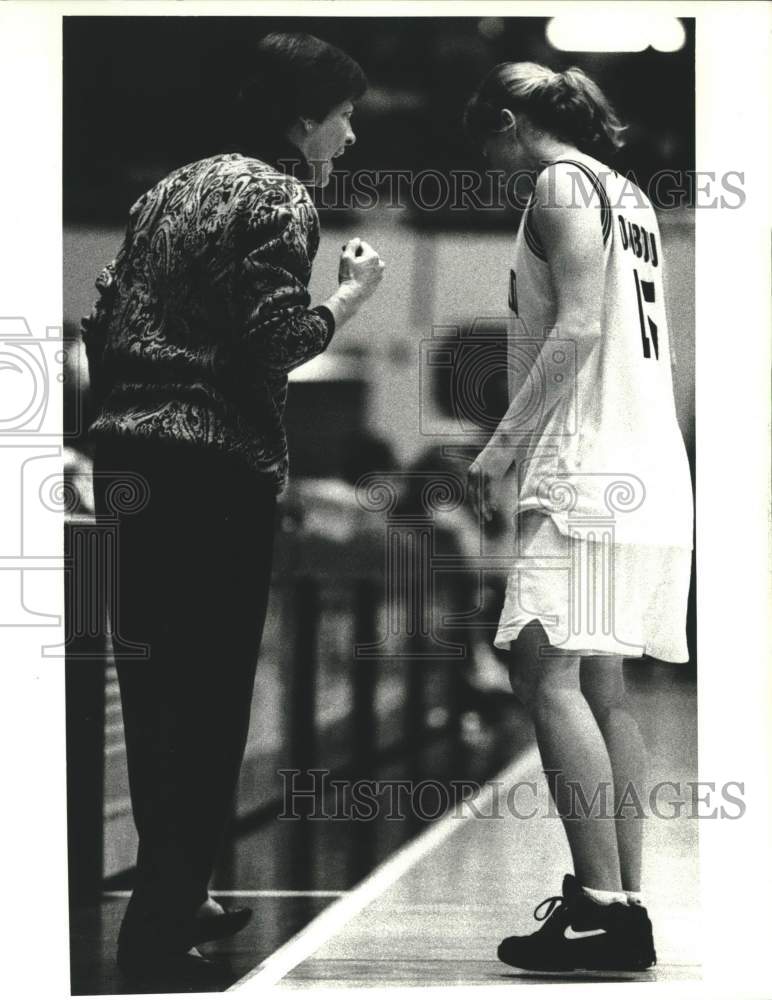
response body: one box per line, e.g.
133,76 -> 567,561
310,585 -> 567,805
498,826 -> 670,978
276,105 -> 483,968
69,700 -> 530,994
233,668 -> 700,990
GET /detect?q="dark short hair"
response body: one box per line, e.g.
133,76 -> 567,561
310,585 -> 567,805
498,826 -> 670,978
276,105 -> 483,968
237,33 -> 367,138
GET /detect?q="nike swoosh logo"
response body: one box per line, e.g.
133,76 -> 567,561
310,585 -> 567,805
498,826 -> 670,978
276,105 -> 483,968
564,926 -> 607,940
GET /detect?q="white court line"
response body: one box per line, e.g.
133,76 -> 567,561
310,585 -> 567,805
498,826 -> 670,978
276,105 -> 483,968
229,746 -> 541,993
102,890 -> 347,899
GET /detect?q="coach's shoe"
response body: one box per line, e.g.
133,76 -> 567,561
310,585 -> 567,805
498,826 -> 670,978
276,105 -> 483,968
186,898 -> 253,947
119,895 -> 252,952
117,896 -> 253,987
497,874 -> 656,972
117,944 -> 230,990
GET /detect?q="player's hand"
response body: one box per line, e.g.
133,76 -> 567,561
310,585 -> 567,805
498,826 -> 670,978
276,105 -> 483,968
467,449 -> 508,524
338,238 -> 385,301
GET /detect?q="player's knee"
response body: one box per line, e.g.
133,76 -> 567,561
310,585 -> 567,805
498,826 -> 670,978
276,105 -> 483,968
586,696 -> 617,728
582,678 -> 630,724
529,669 -> 578,721
509,663 -> 575,718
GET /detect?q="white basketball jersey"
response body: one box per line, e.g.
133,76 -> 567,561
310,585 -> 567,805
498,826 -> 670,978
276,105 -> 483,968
507,152 -> 693,548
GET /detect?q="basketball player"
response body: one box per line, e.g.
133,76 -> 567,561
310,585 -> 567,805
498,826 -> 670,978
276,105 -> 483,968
463,64 -> 693,972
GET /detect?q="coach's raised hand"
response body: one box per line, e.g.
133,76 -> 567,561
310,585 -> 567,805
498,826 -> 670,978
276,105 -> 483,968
324,237 -> 385,328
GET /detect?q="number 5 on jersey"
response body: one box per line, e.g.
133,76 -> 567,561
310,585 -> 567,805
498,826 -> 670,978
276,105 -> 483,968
633,268 -> 659,360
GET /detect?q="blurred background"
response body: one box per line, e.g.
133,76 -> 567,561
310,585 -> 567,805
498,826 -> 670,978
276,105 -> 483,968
64,15 -> 696,993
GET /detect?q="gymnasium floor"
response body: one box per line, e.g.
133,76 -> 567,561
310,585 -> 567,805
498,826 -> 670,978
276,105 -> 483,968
69,661 -> 699,993
235,663 -> 700,991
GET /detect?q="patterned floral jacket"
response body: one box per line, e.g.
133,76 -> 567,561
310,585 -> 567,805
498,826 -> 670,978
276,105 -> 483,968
81,151 -> 334,492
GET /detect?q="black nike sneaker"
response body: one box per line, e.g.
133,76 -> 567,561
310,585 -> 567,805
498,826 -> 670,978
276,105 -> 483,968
497,874 -> 657,972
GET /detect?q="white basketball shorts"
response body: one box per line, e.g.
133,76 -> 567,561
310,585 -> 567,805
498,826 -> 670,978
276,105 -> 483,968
494,510 -> 692,662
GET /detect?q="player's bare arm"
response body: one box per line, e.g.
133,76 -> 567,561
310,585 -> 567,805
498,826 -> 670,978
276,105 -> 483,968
468,165 -> 605,522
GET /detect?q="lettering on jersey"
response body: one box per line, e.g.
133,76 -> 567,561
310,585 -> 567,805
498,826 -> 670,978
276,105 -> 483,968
508,269 -> 519,315
633,268 -> 659,360
618,215 -> 659,267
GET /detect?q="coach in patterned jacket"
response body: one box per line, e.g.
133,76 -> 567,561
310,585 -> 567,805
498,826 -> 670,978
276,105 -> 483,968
81,34 -> 384,987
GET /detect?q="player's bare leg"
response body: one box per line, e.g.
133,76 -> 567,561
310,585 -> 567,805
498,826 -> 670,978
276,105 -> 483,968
580,656 -> 647,893
498,624 -> 656,973
508,621 -> 623,891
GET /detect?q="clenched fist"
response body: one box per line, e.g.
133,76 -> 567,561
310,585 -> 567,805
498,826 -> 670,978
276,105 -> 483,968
338,237 -> 385,302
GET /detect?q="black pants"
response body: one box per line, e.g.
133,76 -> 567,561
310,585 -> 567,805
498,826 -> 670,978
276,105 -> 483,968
93,438 -> 276,924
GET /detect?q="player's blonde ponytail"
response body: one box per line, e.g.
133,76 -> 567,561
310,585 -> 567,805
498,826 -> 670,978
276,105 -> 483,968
465,62 -> 626,157
547,67 -> 626,153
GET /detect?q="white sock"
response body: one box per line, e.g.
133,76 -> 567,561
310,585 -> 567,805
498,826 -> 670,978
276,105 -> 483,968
581,885 -> 629,906
626,891 -> 644,907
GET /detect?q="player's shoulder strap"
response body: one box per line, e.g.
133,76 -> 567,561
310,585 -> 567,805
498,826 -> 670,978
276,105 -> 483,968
522,199 -> 547,263
549,158 -> 613,246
